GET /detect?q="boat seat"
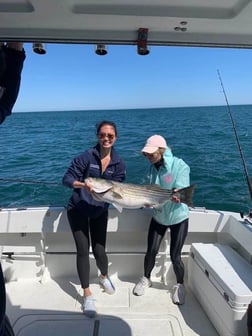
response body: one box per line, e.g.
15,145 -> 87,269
188,243 -> 252,336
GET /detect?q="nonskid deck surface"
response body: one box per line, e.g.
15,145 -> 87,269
6,277 -> 218,336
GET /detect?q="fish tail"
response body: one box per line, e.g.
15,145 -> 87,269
179,184 -> 195,207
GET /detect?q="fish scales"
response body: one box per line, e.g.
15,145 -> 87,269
85,177 -> 195,213
111,183 -> 173,197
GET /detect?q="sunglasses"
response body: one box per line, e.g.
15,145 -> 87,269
143,152 -> 157,157
98,132 -> 115,140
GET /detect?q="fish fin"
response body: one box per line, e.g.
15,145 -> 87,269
112,203 -> 123,213
92,186 -> 113,193
178,184 -> 196,207
111,187 -> 124,199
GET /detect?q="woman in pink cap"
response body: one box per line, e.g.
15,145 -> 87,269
133,135 -> 190,305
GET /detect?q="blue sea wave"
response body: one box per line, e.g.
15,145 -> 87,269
0,105 -> 252,213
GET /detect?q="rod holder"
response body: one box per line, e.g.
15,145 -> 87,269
33,43 -> 46,55
95,44 -> 108,56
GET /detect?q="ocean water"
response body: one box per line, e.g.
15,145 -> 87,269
1,105 -> 252,213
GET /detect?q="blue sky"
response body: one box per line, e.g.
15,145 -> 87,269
14,43 -> 252,112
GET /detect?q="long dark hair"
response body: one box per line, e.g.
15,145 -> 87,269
96,120 -> 118,137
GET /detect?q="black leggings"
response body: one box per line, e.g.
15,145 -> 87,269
67,208 -> 109,289
144,218 -> 188,284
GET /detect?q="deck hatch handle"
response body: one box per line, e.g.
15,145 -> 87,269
223,292 -> 229,302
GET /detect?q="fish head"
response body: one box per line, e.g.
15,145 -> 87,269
84,177 -> 113,193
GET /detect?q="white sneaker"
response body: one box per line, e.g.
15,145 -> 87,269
172,284 -> 185,305
83,295 -> 97,318
99,275 -> 115,294
133,276 -> 152,296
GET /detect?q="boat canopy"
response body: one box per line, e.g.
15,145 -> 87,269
1,0 -> 252,48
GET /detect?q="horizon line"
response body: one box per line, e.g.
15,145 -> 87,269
13,103 -> 251,113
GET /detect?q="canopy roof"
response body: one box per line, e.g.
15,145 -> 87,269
1,0 -> 252,48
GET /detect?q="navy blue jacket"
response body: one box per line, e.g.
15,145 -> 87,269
62,144 -> 126,218
0,46 -> 26,125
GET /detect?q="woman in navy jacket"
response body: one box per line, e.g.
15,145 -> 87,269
0,42 -> 25,125
62,120 -> 126,318
0,41 -> 25,336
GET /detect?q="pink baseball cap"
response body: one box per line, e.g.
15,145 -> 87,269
141,135 -> 167,154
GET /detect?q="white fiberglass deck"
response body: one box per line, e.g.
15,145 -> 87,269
6,276 -> 218,336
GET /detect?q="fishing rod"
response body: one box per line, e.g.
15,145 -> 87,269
0,177 -> 60,186
217,69 -> 252,205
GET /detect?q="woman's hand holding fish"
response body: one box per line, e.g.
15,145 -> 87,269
72,180 -> 94,193
84,182 -> 93,193
172,189 -> 180,203
72,181 -> 86,189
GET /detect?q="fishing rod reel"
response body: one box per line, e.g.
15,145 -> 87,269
240,209 -> 252,225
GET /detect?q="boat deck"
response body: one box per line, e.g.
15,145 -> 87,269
6,276 -> 218,336
2,206 -> 252,336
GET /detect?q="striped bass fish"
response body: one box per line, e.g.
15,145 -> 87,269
85,177 -> 195,213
